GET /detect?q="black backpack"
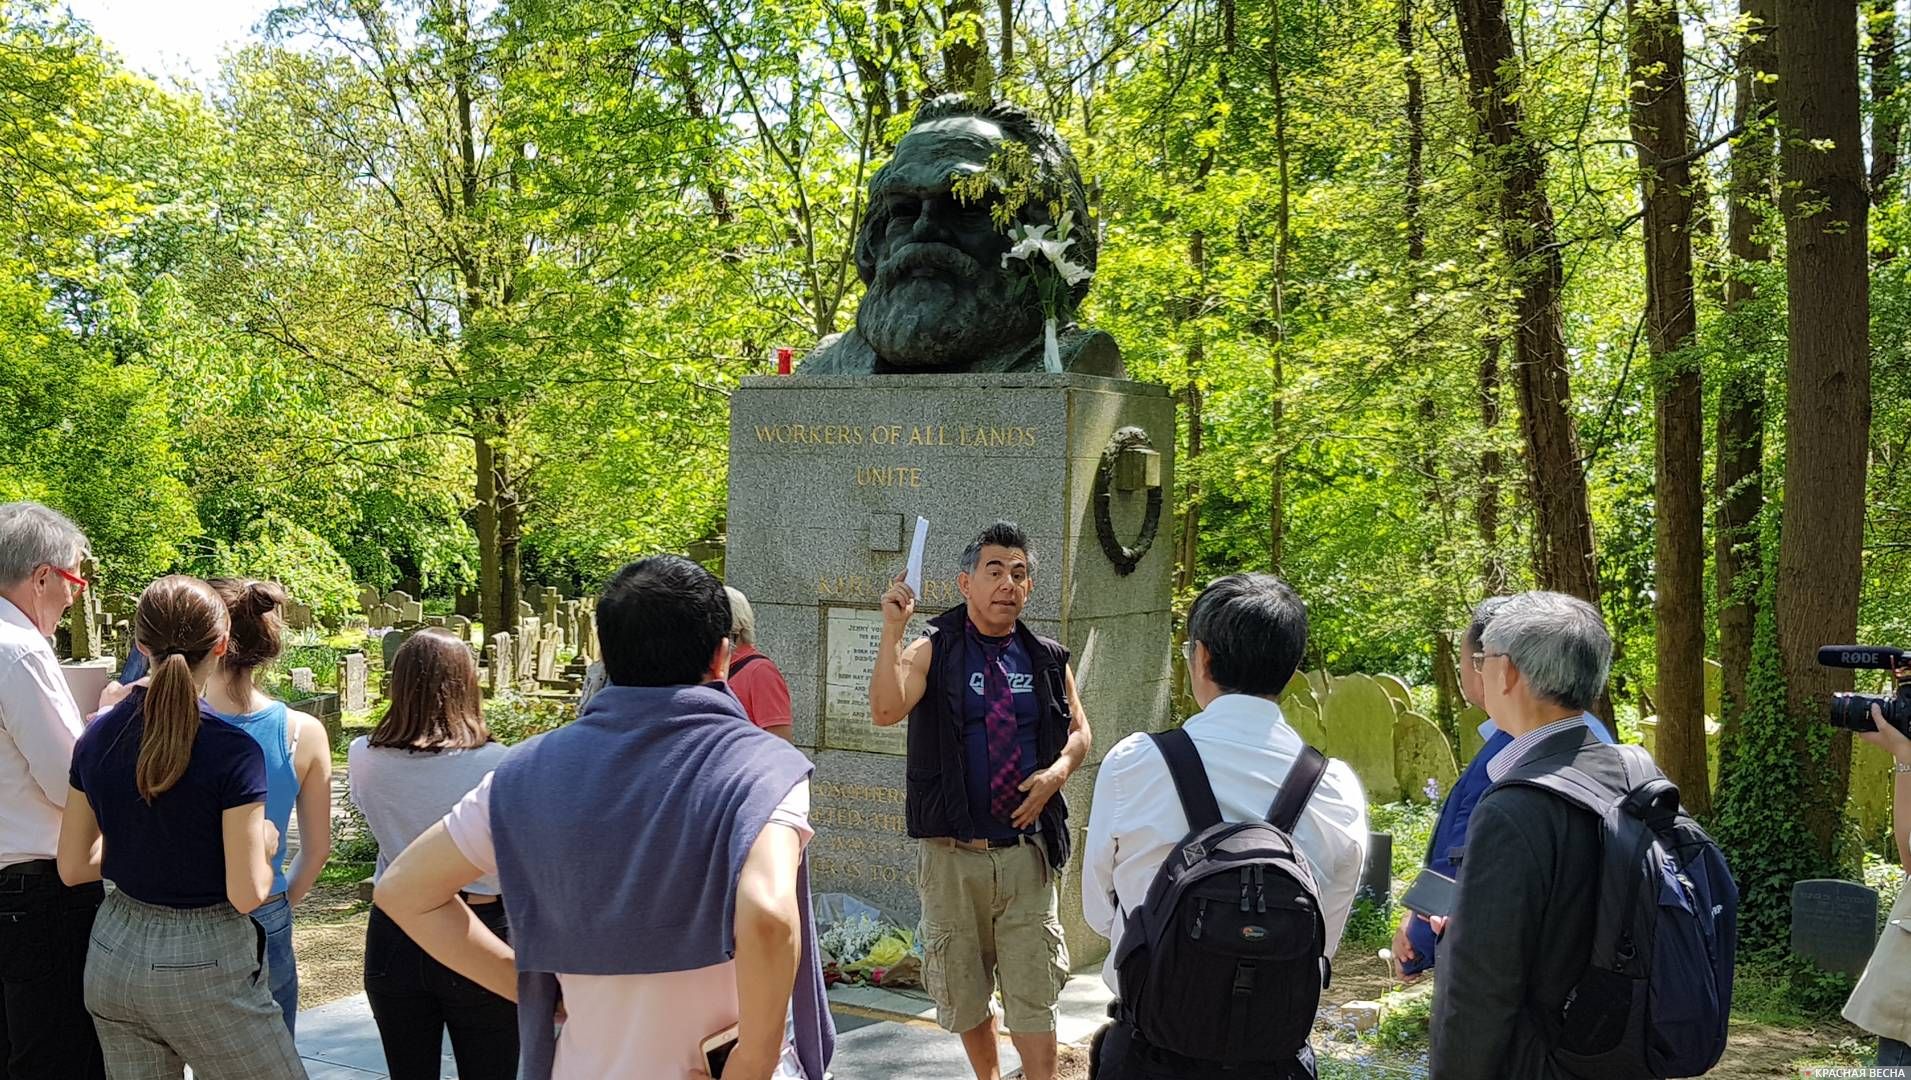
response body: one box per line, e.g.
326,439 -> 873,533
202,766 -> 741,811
1108,728 -> 1330,1074
1495,742 -> 1738,1078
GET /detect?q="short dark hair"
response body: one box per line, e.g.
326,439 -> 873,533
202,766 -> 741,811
1464,596 -> 1511,652
597,555 -> 732,687
961,520 -> 1036,577
1186,573 -> 1308,696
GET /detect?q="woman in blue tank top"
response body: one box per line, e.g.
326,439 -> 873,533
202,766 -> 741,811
203,579 -> 334,1035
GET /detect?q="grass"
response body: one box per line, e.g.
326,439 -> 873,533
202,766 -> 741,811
317,859 -> 374,888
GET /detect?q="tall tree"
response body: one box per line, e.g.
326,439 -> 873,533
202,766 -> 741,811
1871,0 -> 1901,205
1268,0 -> 1291,573
1716,0 -> 1774,766
1452,0 -> 1603,609
1775,0 -> 1872,855
1629,0 -> 1707,813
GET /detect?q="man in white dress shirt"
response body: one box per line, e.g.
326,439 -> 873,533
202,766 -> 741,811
0,501 -> 103,1079
1083,573 -> 1370,1002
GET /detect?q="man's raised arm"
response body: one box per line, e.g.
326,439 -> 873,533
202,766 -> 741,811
870,575 -> 930,727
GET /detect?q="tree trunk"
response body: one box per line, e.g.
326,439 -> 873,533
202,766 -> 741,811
1872,0 -> 1900,205
1269,0 -> 1291,573
1716,0 -> 1773,771
997,0 -> 1013,76
475,433 -> 501,634
1629,0 -> 1708,814
1175,228 -> 1207,599
1453,0 -> 1602,610
1478,334 -> 1505,593
499,472 -> 522,636
1775,0 -> 1871,857
942,0 -> 989,96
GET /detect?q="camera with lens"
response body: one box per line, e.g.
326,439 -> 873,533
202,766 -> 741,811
1817,645 -> 1911,738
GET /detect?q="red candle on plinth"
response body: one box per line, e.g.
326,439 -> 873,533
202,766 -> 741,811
776,347 -> 793,375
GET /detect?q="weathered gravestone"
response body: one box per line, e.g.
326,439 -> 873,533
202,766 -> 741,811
425,615 -> 446,628
369,604 -> 397,630
1394,711 -> 1459,804
536,633 -> 559,683
517,617 -> 541,680
283,599 -> 315,631
540,586 -> 560,630
1791,879 -> 1881,978
448,615 -> 472,644
1457,706 -> 1490,767
338,653 -> 369,712
381,629 -> 414,673
358,586 -> 382,618
1320,674 -> 1401,803
1358,832 -> 1394,905
289,668 -> 317,694
488,633 -> 514,692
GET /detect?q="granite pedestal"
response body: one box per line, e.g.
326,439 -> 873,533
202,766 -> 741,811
727,373 -> 1176,966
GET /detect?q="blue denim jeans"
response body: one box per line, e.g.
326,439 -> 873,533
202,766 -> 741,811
1880,1037 -> 1911,1066
250,894 -> 298,1035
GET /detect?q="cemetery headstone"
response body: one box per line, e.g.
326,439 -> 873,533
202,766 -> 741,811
518,600 -> 534,621
1358,832 -> 1393,905
1320,674 -> 1401,802
454,588 -> 478,619
448,615 -> 472,643
536,635 -> 558,682
517,617 -> 541,680
289,668 -> 317,694
400,600 -> 424,624
381,629 -> 413,672
488,633 -> 514,692
541,586 -> 560,629
1791,879 -> 1881,978
1394,711 -> 1459,803
369,604 -> 397,630
283,599 -> 315,631
1374,674 -> 1413,715
359,586 -> 382,617
339,653 -> 368,712
426,616 -> 446,628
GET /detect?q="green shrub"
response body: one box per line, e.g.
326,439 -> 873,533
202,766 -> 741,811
1371,801 -> 1440,883
332,797 -> 381,864
483,691 -> 573,745
1343,895 -> 1401,955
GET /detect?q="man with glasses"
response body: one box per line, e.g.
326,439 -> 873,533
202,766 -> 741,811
1390,598 -> 1612,981
0,501 -> 104,1079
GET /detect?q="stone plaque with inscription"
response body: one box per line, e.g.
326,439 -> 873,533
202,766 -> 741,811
1791,878 -> 1880,978
727,372 -> 1175,966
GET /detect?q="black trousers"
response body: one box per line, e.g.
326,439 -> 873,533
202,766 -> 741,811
365,903 -> 519,1080
0,867 -> 104,1080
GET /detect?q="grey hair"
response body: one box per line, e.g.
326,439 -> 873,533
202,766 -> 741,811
723,586 -> 757,646
959,521 -> 1037,578
1479,591 -> 1612,711
0,502 -> 88,589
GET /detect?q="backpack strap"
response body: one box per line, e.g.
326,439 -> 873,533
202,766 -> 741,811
1149,729 -> 1223,832
1267,745 -> 1328,833
729,653 -> 766,677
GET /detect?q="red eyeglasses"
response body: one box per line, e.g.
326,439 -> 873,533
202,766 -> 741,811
45,565 -> 87,592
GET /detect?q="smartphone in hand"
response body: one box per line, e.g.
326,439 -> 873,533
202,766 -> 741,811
1400,868 -> 1457,919
701,1025 -> 740,1077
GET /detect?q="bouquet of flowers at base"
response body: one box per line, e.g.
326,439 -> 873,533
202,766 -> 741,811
815,895 -> 925,990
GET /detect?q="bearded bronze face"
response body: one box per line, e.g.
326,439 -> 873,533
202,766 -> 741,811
798,98 -> 1123,378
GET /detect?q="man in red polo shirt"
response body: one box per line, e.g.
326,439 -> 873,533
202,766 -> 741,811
725,586 -> 793,740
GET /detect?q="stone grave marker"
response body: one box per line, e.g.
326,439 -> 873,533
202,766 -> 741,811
1394,711 -> 1459,803
358,586 -> 381,614
536,634 -> 559,682
454,588 -> 479,619
339,653 -> 368,712
512,617 -> 537,677
289,668 -> 317,694
1320,674 -> 1401,803
400,600 -> 424,624
282,598 -> 315,631
488,633 -> 514,692
518,600 -> 535,621
1791,879 -> 1880,978
381,629 -> 413,672
541,586 -> 560,629
368,604 -> 396,630
425,615 -> 446,628
1457,706 -> 1490,767
1374,674 -> 1412,715
1358,832 -> 1393,905
448,615 -> 472,643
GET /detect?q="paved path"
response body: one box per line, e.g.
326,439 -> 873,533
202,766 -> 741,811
292,967 -> 1113,1078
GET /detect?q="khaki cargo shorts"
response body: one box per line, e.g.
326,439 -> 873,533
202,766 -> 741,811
917,835 -> 1070,1035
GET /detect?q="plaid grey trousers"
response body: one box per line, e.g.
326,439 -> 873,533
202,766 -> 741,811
82,889 -> 306,1079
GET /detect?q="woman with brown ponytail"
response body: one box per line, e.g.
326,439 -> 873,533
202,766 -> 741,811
56,576 -> 307,1079
203,578 -> 334,1035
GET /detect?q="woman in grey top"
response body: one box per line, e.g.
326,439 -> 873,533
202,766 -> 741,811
349,629 -> 514,1080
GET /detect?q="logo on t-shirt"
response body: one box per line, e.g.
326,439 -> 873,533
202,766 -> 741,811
969,671 -> 1035,696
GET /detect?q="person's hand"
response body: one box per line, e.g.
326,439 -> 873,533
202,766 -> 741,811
1429,915 -> 1449,938
1860,702 -> 1911,767
881,572 -> 916,629
95,677 -> 146,714
1011,766 -> 1066,830
1389,918 -> 1422,982
689,1043 -> 779,1080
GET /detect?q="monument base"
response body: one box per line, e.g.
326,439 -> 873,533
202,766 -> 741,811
727,373 -> 1177,968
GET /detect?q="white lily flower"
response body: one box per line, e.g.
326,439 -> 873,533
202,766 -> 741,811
1054,258 -> 1091,287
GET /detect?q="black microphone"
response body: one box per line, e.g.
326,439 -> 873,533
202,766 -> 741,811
1817,645 -> 1909,669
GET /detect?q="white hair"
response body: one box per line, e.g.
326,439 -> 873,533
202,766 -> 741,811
1479,590 -> 1612,712
0,502 -> 88,589
724,586 -> 757,646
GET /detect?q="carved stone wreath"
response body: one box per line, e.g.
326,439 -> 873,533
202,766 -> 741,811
1092,426 -> 1163,576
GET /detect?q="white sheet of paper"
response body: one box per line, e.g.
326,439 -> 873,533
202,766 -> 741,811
904,516 -> 929,596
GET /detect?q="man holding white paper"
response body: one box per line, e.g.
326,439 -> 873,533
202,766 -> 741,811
869,520 -> 1090,1080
